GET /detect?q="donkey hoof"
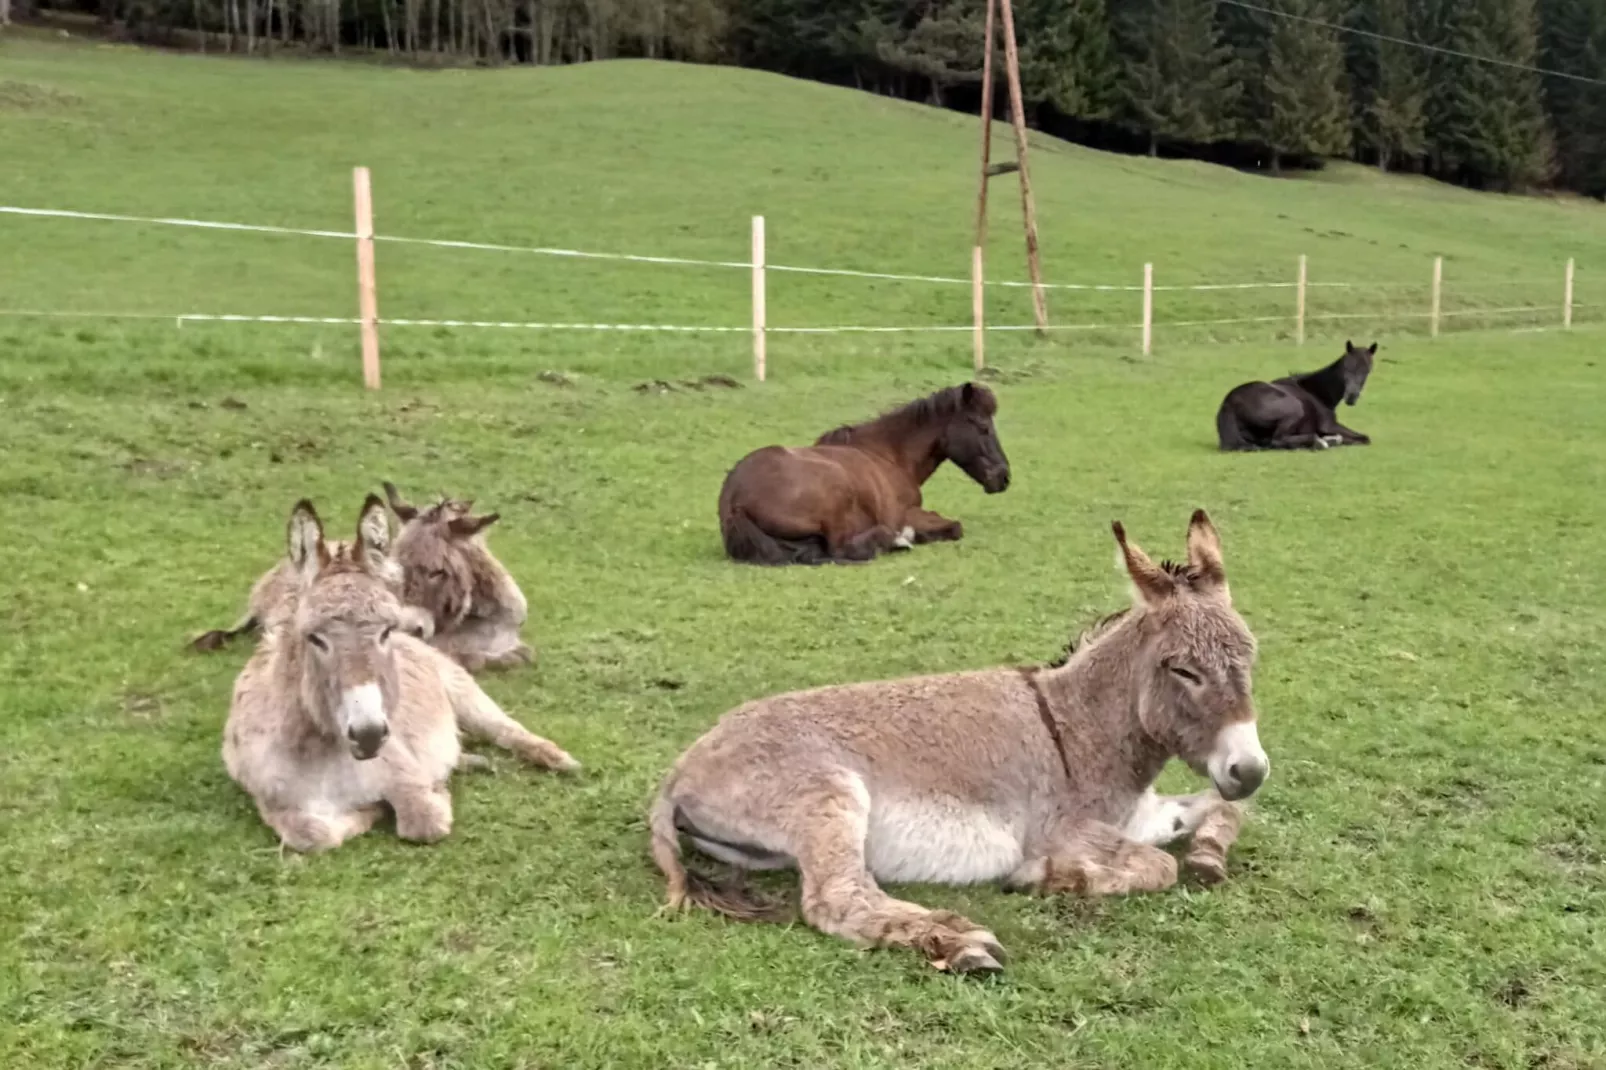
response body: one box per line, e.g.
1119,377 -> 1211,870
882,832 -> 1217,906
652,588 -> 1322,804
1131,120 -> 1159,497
1186,853 -> 1228,886
943,946 -> 1005,975
975,932 -> 1008,965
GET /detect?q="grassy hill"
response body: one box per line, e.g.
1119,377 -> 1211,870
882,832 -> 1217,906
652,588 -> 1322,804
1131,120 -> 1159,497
3,32 -> 1604,387
2,34 -> 1604,1070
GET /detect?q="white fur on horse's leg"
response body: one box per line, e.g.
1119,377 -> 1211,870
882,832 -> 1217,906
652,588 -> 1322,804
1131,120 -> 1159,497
892,526 -> 915,550
1122,789 -> 1221,847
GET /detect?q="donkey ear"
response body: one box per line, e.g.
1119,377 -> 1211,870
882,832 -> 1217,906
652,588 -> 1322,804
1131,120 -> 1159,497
1185,509 -> 1228,593
382,481 -> 417,522
287,499 -> 329,578
448,512 -> 500,538
355,493 -> 390,563
1112,520 -> 1174,605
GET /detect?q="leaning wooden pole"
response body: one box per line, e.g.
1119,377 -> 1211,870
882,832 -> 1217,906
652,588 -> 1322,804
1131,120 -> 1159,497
971,0 -> 998,370
997,0 -> 1047,335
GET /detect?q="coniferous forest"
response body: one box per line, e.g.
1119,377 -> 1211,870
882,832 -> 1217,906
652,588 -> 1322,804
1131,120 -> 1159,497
8,0 -> 1606,197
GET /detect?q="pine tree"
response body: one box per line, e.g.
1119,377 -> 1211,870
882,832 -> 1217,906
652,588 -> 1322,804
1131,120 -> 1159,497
1350,0 -> 1428,170
1422,0 -> 1553,189
1229,0 -> 1352,171
1538,0 -> 1606,195
1114,0 -> 1241,154
874,0 -> 985,106
1015,0 -> 1120,120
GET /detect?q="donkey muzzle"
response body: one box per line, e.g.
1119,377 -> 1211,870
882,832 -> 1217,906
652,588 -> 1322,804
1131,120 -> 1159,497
339,683 -> 391,760
1208,720 -> 1269,801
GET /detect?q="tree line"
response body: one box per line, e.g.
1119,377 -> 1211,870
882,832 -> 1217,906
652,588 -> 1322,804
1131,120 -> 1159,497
12,0 -> 1606,196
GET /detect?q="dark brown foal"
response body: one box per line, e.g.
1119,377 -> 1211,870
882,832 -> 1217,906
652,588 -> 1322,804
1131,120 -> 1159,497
718,382 -> 1011,566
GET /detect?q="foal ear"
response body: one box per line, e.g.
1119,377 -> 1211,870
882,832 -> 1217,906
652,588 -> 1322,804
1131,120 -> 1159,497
1112,520 -> 1174,605
1185,508 -> 1228,593
287,499 -> 329,578
960,381 -> 996,414
355,493 -> 390,563
382,481 -> 418,523
448,512 -> 500,538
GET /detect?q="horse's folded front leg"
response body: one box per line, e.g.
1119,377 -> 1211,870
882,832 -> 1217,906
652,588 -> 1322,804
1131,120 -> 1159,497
905,507 -> 964,544
829,524 -> 900,562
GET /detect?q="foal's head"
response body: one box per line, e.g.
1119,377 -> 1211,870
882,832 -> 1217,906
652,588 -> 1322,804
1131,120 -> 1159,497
1339,340 -> 1377,405
383,481 -> 504,631
1113,510 -> 1268,801
938,382 -> 1011,493
285,496 -> 408,761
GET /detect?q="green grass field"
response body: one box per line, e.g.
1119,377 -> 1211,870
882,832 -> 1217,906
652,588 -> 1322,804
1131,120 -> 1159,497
3,33 -> 1606,1070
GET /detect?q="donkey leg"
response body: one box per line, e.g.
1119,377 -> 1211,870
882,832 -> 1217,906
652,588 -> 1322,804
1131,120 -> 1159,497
1008,819 -> 1178,897
1180,800 -> 1244,885
1121,788 -> 1233,845
795,778 -> 1006,973
1122,789 -> 1245,885
905,507 -> 964,544
392,783 -> 454,844
261,804 -> 380,853
442,659 -> 580,771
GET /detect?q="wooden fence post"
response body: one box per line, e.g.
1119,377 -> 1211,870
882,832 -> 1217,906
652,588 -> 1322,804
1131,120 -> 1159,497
353,166 -> 380,390
1564,258 -> 1575,329
751,215 -> 767,382
1430,256 -> 1442,340
1296,254 -> 1307,345
1141,262 -> 1153,356
972,246 -> 985,371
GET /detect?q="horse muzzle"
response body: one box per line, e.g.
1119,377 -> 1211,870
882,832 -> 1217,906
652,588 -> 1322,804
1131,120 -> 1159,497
984,467 -> 1011,494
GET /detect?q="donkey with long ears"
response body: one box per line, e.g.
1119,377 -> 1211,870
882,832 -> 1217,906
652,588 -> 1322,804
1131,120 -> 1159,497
223,497 -> 579,852
383,481 -> 534,673
1215,340 -> 1377,451
717,382 -> 1010,565
191,500 -> 433,652
651,510 -> 1267,973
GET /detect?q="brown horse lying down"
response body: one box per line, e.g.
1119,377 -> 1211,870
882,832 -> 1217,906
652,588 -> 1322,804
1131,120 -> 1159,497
652,510 -> 1267,972
717,382 -> 1011,565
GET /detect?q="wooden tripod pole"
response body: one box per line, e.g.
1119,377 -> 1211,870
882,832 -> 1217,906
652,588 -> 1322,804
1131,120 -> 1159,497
971,0 -> 998,370
997,0 -> 1047,335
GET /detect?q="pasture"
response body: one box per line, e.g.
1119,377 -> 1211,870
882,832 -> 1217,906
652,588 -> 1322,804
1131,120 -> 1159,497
3,33 -> 1606,1069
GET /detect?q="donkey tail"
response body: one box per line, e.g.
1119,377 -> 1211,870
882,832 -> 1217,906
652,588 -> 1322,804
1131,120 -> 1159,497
720,506 -> 828,566
649,787 -> 789,922
1215,399 -> 1252,452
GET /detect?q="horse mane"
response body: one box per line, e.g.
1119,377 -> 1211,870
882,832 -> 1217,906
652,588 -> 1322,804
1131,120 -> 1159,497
814,384 -> 990,446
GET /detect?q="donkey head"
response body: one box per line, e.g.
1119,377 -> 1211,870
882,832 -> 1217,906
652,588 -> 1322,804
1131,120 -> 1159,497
1340,340 -> 1377,406
286,496 -> 406,761
383,481 -> 502,633
1113,510 -> 1268,801
940,382 -> 1011,494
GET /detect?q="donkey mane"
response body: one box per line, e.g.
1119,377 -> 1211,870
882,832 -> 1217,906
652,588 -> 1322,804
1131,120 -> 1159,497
1044,606 -> 1132,668
815,384 -> 991,446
